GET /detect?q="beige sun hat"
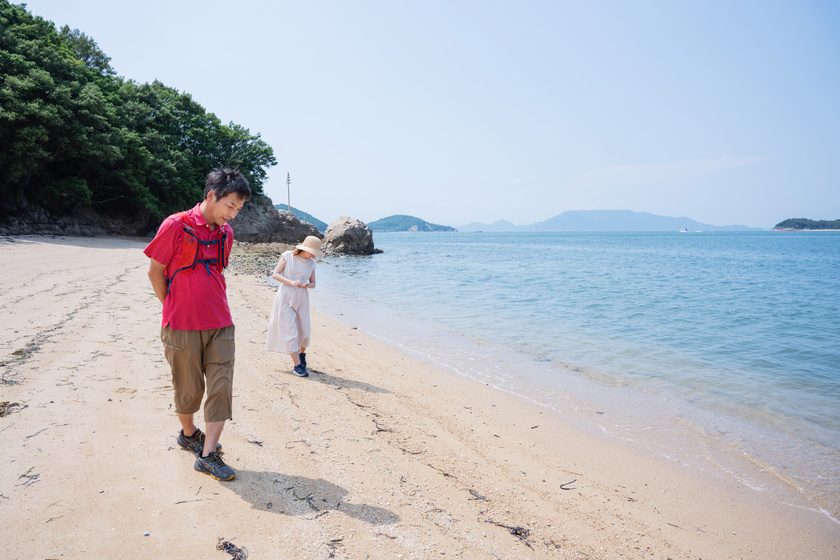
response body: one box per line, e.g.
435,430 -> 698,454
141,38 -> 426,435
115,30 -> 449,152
296,236 -> 323,257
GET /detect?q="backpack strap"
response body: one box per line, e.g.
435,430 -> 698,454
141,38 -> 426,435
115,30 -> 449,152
164,211 -> 233,293
165,211 -> 229,289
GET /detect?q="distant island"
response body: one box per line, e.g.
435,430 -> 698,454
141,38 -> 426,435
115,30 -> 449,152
773,218 -> 840,231
274,204 -> 328,232
459,210 -> 763,232
368,215 -> 457,232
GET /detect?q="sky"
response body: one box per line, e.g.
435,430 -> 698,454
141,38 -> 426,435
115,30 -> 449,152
18,0 -> 840,228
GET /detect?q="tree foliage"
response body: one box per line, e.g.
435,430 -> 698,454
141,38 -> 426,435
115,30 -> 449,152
0,1 -> 276,222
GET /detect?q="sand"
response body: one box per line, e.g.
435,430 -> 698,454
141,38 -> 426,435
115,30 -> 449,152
1,235 -> 837,559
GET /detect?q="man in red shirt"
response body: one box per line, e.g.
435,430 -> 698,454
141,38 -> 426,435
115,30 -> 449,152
144,168 -> 251,481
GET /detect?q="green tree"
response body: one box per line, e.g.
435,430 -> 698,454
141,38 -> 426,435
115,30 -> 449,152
0,1 -> 277,225
59,25 -> 114,76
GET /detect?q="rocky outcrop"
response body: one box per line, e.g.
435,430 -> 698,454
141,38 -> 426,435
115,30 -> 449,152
0,197 -> 151,237
0,192 -> 323,241
229,194 -> 321,243
322,216 -> 381,255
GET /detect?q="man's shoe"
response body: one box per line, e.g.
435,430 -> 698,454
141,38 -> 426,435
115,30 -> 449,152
194,451 -> 235,481
177,428 -> 221,455
299,352 -> 307,370
293,364 -> 309,377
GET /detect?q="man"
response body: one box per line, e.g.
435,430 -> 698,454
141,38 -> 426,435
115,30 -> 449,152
144,168 -> 251,481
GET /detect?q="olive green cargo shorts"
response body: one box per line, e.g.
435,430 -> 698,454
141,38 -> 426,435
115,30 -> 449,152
161,325 -> 235,422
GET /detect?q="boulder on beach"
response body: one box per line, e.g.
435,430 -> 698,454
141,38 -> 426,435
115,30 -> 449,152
229,194 -> 321,243
323,216 -> 381,255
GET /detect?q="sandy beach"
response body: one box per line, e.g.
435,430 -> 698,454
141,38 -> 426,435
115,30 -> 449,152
1,235 -> 837,560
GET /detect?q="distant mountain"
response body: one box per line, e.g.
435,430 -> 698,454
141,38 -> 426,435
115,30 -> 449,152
459,210 -> 763,232
274,204 -> 328,232
368,214 -> 457,232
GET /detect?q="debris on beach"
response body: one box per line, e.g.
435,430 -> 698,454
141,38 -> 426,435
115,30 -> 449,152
18,467 -> 39,487
0,401 -> 26,417
559,479 -> 577,490
485,519 -> 533,548
468,489 -> 488,501
324,537 -> 344,558
216,538 -> 249,559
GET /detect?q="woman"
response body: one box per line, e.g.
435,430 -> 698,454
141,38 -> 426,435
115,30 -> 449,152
266,236 -> 323,377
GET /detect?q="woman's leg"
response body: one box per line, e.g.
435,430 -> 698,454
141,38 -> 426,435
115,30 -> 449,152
278,301 -> 301,367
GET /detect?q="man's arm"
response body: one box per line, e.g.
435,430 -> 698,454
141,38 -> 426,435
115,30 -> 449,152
148,258 -> 168,304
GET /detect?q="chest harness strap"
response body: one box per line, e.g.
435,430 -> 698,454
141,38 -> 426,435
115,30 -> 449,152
166,211 -> 231,291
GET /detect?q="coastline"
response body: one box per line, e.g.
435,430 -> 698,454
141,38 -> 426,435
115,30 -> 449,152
1,235 -> 837,559
311,276 -> 840,527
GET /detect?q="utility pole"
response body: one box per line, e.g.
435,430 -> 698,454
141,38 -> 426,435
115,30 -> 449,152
286,172 -> 291,211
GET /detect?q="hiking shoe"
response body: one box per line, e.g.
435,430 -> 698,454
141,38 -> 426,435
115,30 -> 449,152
293,364 -> 309,377
299,352 -> 307,370
177,428 -> 221,456
194,451 -> 235,481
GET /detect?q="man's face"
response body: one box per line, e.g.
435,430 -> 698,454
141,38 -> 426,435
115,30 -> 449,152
204,191 -> 246,228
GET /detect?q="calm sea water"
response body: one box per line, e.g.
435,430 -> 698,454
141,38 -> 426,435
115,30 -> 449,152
309,231 -> 840,520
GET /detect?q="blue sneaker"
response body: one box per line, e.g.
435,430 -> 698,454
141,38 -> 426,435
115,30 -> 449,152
177,428 -> 221,455
293,364 -> 308,377
194,451 -> 235,481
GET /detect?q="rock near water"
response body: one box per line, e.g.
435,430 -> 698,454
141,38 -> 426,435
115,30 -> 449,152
322,216 -> 381,255
228,194 -> 321,244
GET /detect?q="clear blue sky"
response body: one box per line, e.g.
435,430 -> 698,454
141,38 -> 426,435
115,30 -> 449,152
21,0 -> 840,228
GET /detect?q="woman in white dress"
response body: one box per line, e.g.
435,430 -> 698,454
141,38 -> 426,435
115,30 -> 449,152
266,236 -> 323,377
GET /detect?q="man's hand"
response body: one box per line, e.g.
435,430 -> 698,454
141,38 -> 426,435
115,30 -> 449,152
148,259 -> 168,304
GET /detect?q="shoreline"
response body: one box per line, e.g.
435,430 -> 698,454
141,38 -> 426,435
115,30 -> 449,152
1,235 -> 838,559
311,256 -> 840,527
313,288 -> 840,526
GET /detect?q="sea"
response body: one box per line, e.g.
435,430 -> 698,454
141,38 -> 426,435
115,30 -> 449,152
307,231 -> 840,522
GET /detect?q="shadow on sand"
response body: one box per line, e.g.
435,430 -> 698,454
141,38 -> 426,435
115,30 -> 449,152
227,469 -> 399,524
302,367 -> 391,395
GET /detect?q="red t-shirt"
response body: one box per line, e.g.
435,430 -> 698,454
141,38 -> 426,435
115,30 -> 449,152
144,204 -> 234,330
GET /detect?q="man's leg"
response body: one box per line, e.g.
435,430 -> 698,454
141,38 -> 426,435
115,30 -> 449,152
178,413 -> 198,438
202,326 -> 235,456
202,420 -> 225,458
192,326 -> 236,480
163,326 -> 205,439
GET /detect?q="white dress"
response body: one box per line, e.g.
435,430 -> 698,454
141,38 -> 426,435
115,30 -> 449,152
265,251 -> 316,353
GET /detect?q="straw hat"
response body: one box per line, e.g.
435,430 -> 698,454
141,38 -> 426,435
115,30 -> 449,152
296,236 -> 323,257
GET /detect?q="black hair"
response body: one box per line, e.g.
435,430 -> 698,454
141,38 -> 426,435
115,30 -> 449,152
204,168 -> 252,202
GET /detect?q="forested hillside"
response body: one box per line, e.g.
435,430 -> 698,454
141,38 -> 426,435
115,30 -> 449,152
274,204 -> 327,232
774,218 -> 840,230
367,214 -> 456,232
0,1 -> 276,225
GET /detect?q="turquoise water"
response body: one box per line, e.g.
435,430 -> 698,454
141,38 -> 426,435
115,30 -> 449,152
311,231 -> 840,519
